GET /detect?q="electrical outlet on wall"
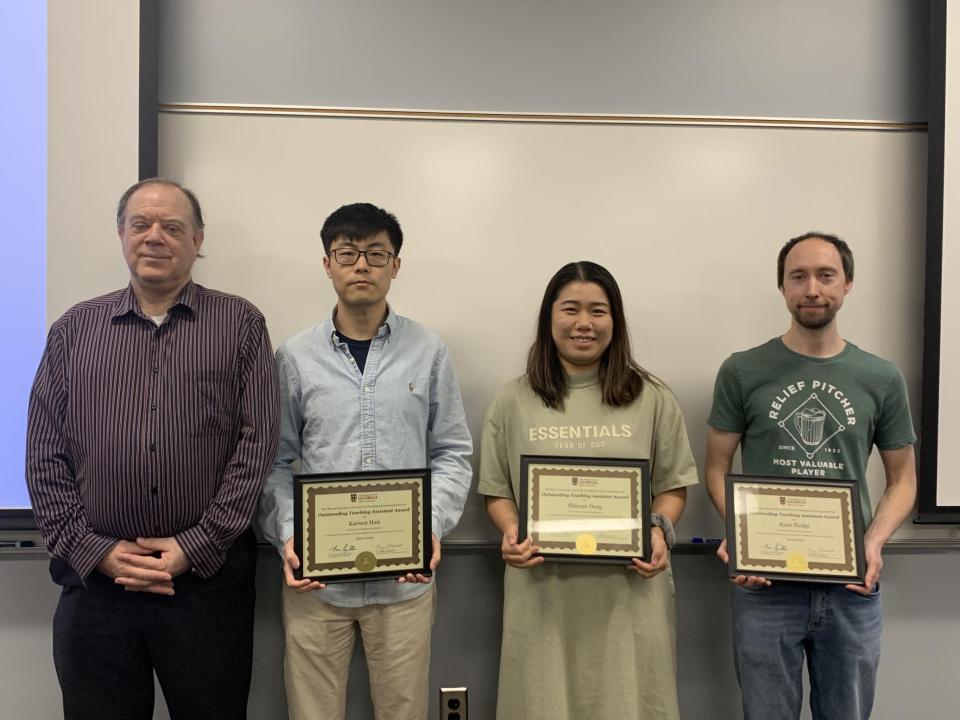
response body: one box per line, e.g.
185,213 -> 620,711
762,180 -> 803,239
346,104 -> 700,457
439,687 -> 468,720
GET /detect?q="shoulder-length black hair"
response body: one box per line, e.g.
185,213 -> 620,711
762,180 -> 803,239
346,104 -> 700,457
526,261 -> 655,410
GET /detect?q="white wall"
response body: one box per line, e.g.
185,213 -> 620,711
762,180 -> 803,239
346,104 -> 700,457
46,0 -> 138,320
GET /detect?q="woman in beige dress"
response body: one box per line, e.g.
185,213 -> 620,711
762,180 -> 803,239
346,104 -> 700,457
478,261 -> 699,720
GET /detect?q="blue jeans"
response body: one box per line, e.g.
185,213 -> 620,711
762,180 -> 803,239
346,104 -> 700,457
730,581 -> 882,720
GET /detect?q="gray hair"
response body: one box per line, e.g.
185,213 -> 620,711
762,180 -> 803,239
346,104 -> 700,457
116,177 -> 205,231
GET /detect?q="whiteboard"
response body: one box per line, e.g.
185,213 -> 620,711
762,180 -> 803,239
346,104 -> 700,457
136,110 -> 953,543
932,0 -> 960,511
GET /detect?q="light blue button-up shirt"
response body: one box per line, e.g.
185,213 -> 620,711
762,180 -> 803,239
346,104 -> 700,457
258,307 -> 473,607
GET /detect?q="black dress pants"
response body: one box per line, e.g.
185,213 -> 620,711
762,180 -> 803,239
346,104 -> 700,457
51,530 -> 257,720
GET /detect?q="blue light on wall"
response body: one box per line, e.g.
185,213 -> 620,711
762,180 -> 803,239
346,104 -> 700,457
0,3 -> 47,510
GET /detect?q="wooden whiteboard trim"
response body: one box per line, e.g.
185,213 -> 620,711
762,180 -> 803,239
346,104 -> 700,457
159,103 -> 927,132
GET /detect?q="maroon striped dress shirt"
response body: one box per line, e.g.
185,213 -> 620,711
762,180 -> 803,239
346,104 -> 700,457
26,282 -> 279,580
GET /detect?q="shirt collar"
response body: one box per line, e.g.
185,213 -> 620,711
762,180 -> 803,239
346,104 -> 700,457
566,366 -> 601,388
110,281 -> 198,321
324,305 -> 397,347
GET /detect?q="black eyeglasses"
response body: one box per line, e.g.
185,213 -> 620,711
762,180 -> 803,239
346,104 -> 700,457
328,248 -> 395,267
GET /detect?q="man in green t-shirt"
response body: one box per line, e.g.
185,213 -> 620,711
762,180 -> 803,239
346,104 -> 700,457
705,232 -> 917,720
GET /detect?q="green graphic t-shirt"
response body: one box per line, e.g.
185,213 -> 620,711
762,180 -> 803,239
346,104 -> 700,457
708,338 -> 916,525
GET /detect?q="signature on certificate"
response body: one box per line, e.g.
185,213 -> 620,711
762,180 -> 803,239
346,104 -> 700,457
760,542 -> 789,552
330,543 -> 358,553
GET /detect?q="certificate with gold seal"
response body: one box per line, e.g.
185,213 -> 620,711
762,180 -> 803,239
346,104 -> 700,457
293,469 -> 431,583
519,455 -> 651,564
725,475 -> 865,584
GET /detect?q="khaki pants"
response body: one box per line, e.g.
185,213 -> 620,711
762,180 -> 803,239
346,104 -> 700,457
282,583 -> 436,720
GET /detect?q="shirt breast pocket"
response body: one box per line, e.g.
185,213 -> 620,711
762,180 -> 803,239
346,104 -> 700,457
190,370 -> 235,437
395,372 -> 431,430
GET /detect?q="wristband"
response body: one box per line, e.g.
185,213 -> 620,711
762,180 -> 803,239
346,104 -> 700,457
650,512 -> 676,550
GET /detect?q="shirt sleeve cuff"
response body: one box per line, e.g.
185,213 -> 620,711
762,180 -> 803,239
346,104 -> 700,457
175,525 -> 225,579
432,513 -> 444,541
68,532 -> 119,581
280,519 -> 294,547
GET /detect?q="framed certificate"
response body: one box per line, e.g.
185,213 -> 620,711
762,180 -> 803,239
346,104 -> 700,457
519,455 -> 651,564
293,469 -> 431,583
725,474 -> 865,584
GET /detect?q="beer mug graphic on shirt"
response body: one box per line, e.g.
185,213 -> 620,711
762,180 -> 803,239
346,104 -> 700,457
794,407 -> 826,445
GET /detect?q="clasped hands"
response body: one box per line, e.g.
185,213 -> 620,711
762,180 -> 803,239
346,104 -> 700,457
97,537 -> 191,595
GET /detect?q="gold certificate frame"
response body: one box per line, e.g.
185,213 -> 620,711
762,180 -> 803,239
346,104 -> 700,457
725,474 -> 865,584
520,455 -> 651,564
293,469 -> 431,583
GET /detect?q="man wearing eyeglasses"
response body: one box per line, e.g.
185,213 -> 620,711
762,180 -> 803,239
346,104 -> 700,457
258,202 -> 473,720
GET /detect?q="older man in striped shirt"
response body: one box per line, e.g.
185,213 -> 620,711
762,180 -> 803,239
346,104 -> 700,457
26,178 -> 279,720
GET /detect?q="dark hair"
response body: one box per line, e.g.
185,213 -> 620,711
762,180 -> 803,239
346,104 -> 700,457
116,177 -> 205,231
320,203 -> 403,255
526,261 -> 655,411
777,232 -> 854,288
